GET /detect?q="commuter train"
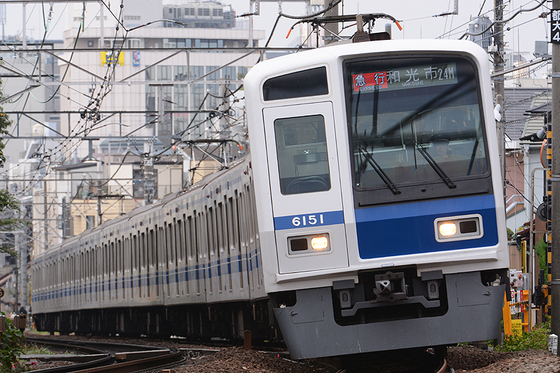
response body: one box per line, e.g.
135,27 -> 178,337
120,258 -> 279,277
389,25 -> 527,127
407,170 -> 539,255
31,37 -> 509,359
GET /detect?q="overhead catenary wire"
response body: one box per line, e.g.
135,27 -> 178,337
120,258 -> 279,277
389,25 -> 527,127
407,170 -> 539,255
1,0 -> 245,187
10,1 -> 548,239
457,0 -> 548,40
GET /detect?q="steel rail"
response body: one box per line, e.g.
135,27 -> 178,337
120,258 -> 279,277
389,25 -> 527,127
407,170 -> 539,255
23,337 -> 185,373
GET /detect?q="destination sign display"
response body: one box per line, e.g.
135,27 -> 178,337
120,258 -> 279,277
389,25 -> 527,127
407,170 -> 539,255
352,63 -> 458,93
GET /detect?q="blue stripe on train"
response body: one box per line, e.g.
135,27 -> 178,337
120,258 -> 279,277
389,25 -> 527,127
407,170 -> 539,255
34,249 -> 261,300
355,194 -> 499,259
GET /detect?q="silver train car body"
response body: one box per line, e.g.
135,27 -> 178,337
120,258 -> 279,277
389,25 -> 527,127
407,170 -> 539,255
32,38 -> 509,359
32,160 -> 269,338
245,39 -> 508,359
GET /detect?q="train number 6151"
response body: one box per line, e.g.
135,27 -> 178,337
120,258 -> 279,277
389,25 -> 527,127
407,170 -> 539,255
291,214 -> 324,227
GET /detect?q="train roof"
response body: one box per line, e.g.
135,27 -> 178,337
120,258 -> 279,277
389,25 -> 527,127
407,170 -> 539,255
32,155 -> 250,262
245,39 -> 488,87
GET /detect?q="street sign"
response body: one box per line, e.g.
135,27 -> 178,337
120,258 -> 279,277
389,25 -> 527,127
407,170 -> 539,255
511,319 -> 523,336
552,10 -> 560,44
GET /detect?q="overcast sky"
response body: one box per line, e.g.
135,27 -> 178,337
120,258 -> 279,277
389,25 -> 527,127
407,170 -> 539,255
1,0 -> 551,59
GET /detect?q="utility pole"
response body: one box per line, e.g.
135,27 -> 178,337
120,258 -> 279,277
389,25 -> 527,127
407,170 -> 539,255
323,0 -> 339,45
43,180 -> 48,253
493,0 -> 505,177
16,232 -> 26,310
97,181 -> 103,225
550,0 -> 560,350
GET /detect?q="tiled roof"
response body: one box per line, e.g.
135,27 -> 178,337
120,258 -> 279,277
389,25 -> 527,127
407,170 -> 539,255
503,88 -> 550,141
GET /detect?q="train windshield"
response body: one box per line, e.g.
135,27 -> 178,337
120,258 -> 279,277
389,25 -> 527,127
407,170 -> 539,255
345,56 -> 488,194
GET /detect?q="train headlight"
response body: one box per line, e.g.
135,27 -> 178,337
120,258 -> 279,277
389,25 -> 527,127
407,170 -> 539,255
288,233 -> 331,254
434,214 -> 483,242
311,236 -> 329,251
439,222 -> 457,237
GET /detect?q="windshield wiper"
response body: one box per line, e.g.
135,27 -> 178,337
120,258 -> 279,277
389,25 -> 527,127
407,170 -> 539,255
415,145 -> 457,189
357,143 -> 401,195
467,137 -> 479,175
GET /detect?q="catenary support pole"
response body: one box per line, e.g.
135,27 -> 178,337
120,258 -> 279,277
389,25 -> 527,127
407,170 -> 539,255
551,0 -> 560,353
494,0 -> 505,177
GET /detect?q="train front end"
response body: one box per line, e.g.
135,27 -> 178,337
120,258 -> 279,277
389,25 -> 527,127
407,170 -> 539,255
245,39 -> 509,359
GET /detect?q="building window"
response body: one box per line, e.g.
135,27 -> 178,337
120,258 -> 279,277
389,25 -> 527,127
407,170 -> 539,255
189,66 -> 204,80
222,66 -> 236,80
127,39 -> 141,48
174,66 -> 188,81
206,66 -> 220,81
133,169 -> 158,199
157,65 -> 172,81
145,66 -> 155,81
175,84 -> 188,103
237,66 -> 248,80
86,216 -> 95,230
146,85 -> 156,112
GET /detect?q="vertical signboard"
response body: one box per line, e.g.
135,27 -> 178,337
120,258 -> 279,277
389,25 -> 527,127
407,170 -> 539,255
552,10 -> 560,43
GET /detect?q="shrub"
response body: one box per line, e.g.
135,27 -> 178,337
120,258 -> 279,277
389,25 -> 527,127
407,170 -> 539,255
0,314 -> 25,372
495,321 -> 550,352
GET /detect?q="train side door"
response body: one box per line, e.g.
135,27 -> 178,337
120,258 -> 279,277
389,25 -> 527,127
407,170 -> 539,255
263,102 -> 348,274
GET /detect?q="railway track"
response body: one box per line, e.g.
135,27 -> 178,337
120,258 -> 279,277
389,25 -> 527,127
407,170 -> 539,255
23,337 -> 187,373
23,335 -> 448,373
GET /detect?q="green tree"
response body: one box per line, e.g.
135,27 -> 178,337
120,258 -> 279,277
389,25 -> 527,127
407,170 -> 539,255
0,87 -> 10,166
0,81 -> 28,371
0,82 -> 28,256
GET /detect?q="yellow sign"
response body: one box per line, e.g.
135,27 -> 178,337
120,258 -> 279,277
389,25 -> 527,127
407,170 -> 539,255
100,51 -> 124,66
511,319 -> 523,336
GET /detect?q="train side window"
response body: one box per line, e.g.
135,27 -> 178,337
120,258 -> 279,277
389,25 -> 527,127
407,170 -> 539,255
110,241 -> 115,275
172,219 -> 179,294
167,223 -> 174,264
274,114 -> 331,195
94,246 -> 99,301
225,197 -> 233,290
144,229 -> 150,298
203,208 -> 213,294
263,66 -> 328,101
117,239 -> 122,275
80,252 -> 84,283
217,201 -> 224,254
117,239 -> 122,299
132,235 -> 137,271
141,231 -> 146,269
177,219 -> 184,263
234,191 -> 244,289
173,219 -> 179,264
148,229 -> 154,268
207,206 -> 215,256
103,244 -> 108,276
186,216 -> 193,260
195,212 -> 201,295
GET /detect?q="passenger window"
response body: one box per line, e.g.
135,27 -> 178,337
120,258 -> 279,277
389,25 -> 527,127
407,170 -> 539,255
263,67 -> 328,101
274,115 -> 331,195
